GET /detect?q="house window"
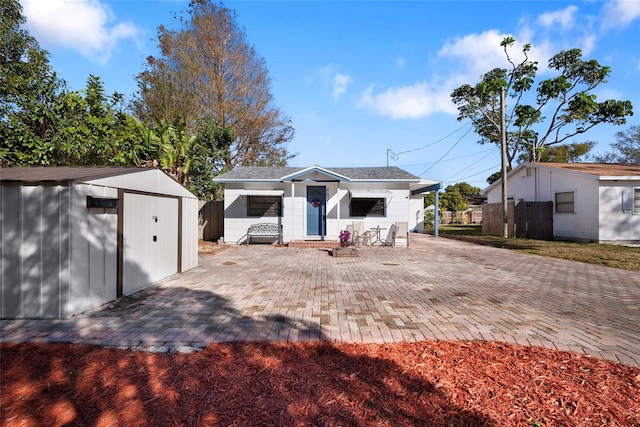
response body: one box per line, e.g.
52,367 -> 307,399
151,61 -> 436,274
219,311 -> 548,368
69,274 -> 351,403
634,188 -> 640,214
247,196 -> 281,217
350,198 -> 385,217
555,191 -> 575,214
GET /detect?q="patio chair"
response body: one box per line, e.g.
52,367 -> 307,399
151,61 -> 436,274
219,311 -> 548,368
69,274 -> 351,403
383,224 -> 395,246
392,222 -> 410,247
351,221 -> 371,245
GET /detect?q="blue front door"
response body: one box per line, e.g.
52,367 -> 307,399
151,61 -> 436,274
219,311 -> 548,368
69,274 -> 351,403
306,186 -> 326,237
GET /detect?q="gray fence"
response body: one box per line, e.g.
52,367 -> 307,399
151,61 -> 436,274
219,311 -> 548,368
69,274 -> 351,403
482,201 -> 553,240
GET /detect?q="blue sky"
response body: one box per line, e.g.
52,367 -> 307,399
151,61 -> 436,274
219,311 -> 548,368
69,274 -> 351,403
20,0 -> 640,188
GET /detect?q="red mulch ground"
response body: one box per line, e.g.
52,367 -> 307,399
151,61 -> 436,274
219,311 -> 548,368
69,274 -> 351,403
1,341 -> 638,426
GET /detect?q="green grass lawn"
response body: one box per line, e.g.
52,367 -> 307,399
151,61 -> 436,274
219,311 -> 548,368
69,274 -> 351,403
427,224 -> 640,271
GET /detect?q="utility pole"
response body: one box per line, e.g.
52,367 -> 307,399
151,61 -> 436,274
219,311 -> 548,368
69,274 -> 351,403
500,86 -> 509,239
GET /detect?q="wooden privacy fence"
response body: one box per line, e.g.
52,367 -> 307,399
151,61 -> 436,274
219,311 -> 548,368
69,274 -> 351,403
199,200 -> 224,241
482,201 -> 553,240
439,211 -> 483,224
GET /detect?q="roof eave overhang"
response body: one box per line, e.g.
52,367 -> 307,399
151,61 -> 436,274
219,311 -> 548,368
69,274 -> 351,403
411,182 -> 442,195
213,178 -> 283,184
599,176 -> 640,181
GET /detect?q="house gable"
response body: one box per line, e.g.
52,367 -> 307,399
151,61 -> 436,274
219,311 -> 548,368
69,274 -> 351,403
281,166 -> 349,182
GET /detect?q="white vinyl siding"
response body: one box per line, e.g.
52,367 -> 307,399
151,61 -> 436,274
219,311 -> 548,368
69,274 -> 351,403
635,188 -> 640,214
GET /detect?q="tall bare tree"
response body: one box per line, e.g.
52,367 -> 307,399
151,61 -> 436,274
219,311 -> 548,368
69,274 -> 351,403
134,0 -> 295,169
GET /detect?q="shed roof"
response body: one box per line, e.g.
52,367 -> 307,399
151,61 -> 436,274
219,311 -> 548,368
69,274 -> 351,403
0,166 -> 148,183
214,166 -> 422,182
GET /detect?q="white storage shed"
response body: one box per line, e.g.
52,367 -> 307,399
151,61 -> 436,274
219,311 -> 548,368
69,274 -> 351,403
0,167 -> 198,319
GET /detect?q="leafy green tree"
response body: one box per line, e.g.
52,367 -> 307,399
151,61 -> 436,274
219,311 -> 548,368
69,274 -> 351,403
53,75 -> 145,166
188,118 -> 235,199
451,37 -> 633,169
486,171 -> 502,185
0,1 -> 145,168
517,141 -> 595,163
0,0 -> 65,166
424,181 -> 479,210
594,125 -> 640,164
448,182 -> 481,196
440,188 -> 468,212
134,0 -> 294,169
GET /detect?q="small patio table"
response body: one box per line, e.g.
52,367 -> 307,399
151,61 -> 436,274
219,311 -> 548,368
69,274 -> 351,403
370,226 -> 387,245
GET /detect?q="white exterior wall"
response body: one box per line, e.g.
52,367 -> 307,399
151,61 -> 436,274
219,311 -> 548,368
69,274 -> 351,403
223,184 -> 288,244
0,182 -> 119,319
1,184 -> 71,318
486,167 -> 537,203
223,182 -> 421,244
598,181 -> 640,243
486,166 -> 601,241
68,183 -> 119,316
546,171 -> 599,241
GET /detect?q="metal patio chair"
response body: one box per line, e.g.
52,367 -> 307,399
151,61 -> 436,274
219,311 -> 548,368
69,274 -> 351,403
351,221 -> 371,245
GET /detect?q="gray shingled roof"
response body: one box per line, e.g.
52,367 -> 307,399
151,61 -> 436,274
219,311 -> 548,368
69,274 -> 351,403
0,166 -> 150,183
214,166 -> 421,181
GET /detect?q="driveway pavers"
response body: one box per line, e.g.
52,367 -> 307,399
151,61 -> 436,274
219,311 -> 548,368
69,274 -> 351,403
2,234 -> 639,366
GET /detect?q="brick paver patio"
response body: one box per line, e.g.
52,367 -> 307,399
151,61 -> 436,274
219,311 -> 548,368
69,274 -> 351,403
2,234 -> 639,367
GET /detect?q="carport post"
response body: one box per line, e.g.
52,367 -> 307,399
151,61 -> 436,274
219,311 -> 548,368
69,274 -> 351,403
434,190 -> 439,238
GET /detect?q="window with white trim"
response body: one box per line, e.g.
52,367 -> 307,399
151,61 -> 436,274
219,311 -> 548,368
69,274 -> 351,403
247,196 -> 281,217
555,191 -> 575,214
634,188 -> 640,214
350,198 -> 385,217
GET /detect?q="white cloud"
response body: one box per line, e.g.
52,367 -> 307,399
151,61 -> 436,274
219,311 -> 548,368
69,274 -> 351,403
332,73 -> 352,101
357,82 -> 456,120
358,5 -> 613,121
601,0 -> 640,30
537,5 -> 579,29
438,29 -> 516,83
20,0 -> 140,64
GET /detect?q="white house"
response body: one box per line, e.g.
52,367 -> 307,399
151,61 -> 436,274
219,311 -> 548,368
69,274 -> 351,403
0,167 -> 199,319
483,162 -> 640,244
213,166 -> 440,244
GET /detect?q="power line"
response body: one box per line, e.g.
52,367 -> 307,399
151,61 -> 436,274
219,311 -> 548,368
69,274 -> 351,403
443,147 -> 499,182
452,163 -> 501,183
387,122 -> 473,165
417,125 -> 474,177
396,147 -> 496,168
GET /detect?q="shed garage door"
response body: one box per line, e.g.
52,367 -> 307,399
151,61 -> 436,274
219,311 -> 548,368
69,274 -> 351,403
122,193 -> 179,295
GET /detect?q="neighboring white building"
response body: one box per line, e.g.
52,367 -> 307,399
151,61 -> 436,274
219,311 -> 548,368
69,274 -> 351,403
213,165 -> 440,244
483,162 -> 640,244
1,167 -> 199,319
